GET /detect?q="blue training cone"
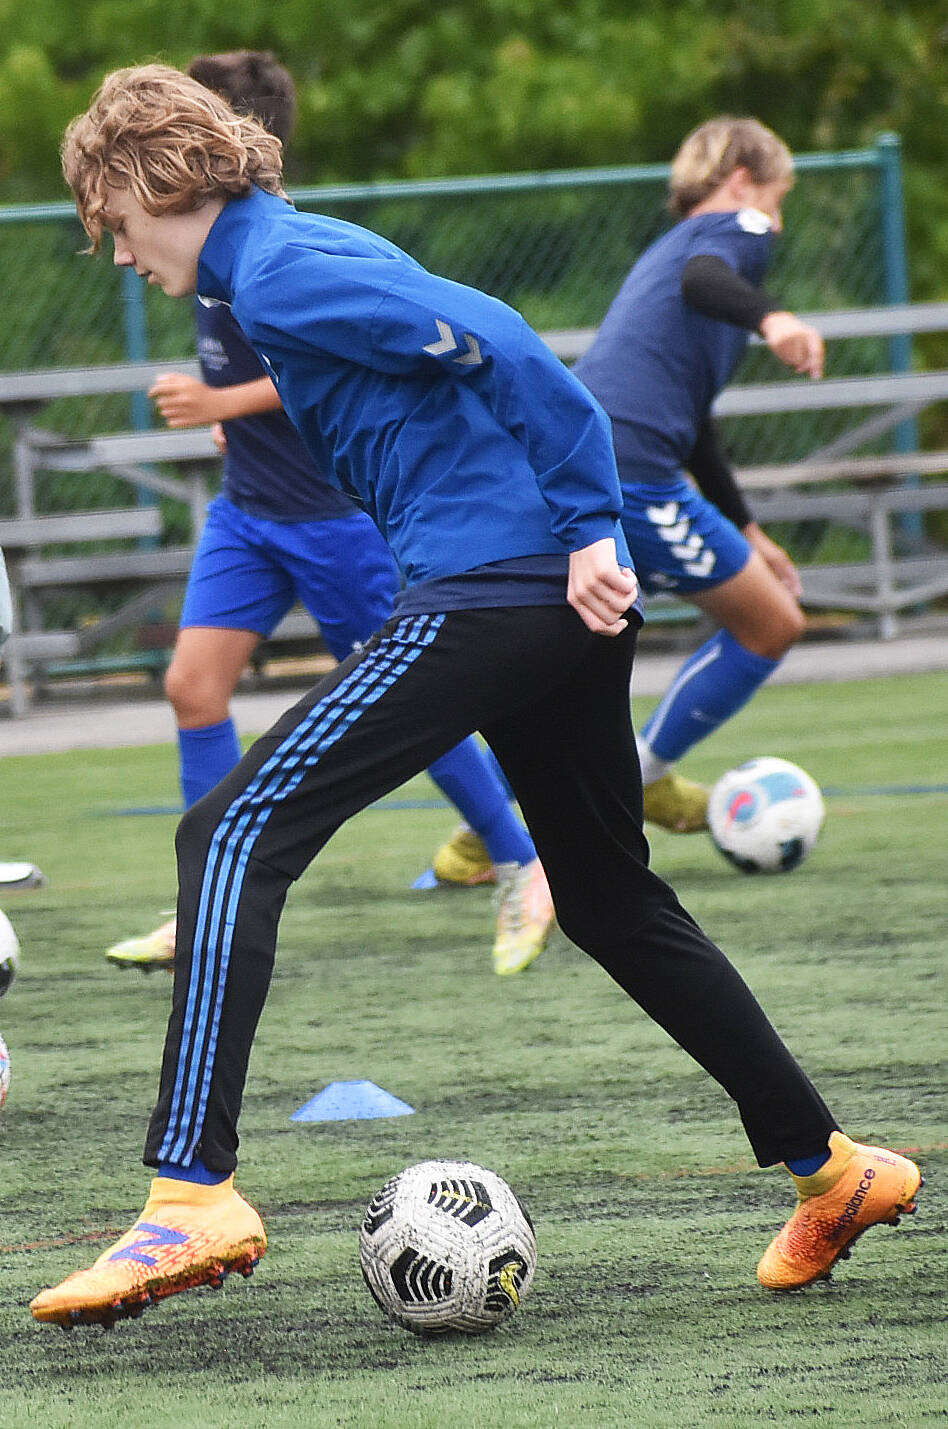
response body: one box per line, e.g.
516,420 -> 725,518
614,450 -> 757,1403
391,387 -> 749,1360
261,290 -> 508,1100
291,1079 -> 415,1122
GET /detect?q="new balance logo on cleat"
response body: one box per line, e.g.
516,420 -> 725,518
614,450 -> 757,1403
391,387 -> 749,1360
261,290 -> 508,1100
829,1167 -> 876,1242
108,1222 -> 188,1267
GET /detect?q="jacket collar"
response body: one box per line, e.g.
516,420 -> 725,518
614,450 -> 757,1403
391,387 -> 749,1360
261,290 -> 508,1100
197,186 -> 294,303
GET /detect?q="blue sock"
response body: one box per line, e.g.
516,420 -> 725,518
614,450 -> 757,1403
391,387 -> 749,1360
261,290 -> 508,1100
158,1156 -> 228,1185
178,718 -> 242,809
786,1148 -> 832,1176
483,744 -> 515,801
428,738 -> 535,866
641,630 -> 779,762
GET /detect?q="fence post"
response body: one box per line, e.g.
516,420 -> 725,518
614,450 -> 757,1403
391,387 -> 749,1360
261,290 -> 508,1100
121,267 -> 150,431
120,266 -> 158,546
876,131 -> 922,548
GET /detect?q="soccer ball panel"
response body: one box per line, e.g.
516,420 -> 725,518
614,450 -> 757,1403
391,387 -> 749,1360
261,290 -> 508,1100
708,757 -> 825,874
359,1159 -> 536,1335
0,909 -> 19,998
0,1033 -> 10,1112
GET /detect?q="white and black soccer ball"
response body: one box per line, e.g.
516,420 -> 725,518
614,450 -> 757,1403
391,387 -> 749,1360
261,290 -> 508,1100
0,909 -> 19,998
0,1032 -> 10,1112
359,1159 -> 537,1335
708,757 -> 825,874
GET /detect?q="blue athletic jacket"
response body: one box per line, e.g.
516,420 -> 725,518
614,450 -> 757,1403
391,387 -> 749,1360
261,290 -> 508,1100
196,187 -> 631,587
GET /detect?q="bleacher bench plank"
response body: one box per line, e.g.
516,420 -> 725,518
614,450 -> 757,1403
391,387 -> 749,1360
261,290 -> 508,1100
16,546 -> 193,588
0,507 -> 162,548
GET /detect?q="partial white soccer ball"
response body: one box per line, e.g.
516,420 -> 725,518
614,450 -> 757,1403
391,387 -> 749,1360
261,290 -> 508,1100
708,757 -> 825,874
359,1159 -> 537,1335
0,908 -> 19,997
0,1032 -> 10,1111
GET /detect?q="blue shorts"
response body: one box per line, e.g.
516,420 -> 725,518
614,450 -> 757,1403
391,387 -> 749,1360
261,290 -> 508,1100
619,477 -> 751,596
181,496 -> 400,662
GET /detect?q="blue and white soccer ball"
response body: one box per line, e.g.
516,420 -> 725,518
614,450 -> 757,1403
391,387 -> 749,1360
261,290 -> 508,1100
359,1159 -> 537,1335
0,1032 -> 10,1112
0,909 -> 19,998
708,757 -> 825,874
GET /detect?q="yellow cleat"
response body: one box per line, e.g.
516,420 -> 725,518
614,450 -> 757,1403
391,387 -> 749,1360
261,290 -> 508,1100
30,1175 -> 266,1328
106,918 -> 176,972
432,824 -> 496,886
757,1131 -> 922,1290
492,858 -> 555,976
642,772 -> 709,833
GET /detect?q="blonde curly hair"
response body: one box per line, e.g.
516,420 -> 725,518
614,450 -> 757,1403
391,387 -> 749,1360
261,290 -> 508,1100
668,116 -> 793,217
62,63 -> 286,250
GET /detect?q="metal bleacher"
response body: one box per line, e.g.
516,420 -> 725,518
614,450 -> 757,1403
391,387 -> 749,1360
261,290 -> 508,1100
2,303 -> 948,716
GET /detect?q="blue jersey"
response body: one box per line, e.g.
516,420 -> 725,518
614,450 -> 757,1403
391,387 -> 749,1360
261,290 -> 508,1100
196,187 -> 631,590
574,210 -> 774,484
194,299 -> 355,522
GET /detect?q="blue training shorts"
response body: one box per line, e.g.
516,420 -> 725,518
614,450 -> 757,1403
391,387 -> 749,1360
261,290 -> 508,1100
181,495 -> 400,662
618,476 -> 751,597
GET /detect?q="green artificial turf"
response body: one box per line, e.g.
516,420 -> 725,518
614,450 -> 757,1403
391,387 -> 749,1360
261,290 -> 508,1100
1,672 -> 945,1427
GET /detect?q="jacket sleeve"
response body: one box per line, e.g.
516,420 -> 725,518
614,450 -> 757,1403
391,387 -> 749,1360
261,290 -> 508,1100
688,419 -> 753,529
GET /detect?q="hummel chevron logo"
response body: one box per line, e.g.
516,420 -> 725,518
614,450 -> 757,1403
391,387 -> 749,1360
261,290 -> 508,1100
108,1221 -> 189,1266
646,502 -> 681,527
670,534 -> 704,558
684,550 -> 717,577
423,319 -> 483,366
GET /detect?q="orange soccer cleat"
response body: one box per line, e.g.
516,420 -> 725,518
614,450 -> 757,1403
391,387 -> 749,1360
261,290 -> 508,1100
757,1131 -> 922,1290
30,1175 -> 266,1328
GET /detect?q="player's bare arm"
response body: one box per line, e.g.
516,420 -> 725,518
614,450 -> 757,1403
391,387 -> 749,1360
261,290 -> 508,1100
149,372 -> 282,428
567,538 -> 638,636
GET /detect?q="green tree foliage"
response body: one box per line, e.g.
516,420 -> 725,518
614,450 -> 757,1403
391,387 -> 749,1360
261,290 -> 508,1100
0,0 -> 945,292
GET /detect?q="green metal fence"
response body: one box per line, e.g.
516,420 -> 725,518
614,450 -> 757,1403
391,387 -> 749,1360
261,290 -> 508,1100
0,137 -> 911,542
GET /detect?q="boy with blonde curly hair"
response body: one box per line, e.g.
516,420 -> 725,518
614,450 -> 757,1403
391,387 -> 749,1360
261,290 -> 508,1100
33,68 -> 921,1328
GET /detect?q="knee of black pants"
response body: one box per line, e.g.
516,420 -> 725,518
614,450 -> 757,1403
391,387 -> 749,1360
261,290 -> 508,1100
174,783 -> 231,871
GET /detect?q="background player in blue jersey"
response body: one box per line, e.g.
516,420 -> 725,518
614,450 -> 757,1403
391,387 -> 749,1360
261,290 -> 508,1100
105,51 -> 553,980
575,117 -> 824,835
35,67 -> 920,1327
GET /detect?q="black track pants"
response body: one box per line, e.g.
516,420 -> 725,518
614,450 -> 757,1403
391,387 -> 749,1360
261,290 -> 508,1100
144,605 -> 837,1172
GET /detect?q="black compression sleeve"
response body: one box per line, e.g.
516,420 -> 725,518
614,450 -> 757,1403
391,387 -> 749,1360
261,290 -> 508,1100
688,419 -> 753,529
682,253 -> 778,331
